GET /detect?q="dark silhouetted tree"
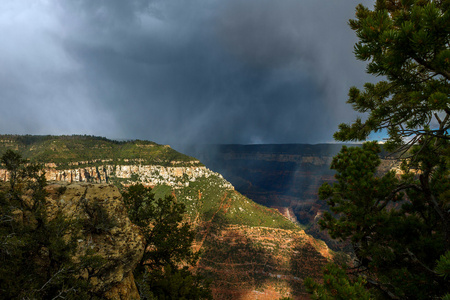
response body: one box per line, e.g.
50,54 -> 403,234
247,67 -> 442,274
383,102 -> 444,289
308,1 -> 449,299
0,150 -> 100,299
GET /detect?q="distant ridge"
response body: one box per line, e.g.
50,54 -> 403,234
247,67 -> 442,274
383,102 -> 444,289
0,134 -> 201,168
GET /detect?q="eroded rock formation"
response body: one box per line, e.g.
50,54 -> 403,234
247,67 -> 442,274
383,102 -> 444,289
0,164 -> 234,190
45,182 -> 145,299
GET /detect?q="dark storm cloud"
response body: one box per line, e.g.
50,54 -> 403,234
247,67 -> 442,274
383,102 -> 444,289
0,0 -> 374,144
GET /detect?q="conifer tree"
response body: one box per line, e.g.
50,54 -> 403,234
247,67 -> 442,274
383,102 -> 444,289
0,150 -> 99,299
122,184 -> 211,299
305,263 -> 372,300
309,1 -> 449,299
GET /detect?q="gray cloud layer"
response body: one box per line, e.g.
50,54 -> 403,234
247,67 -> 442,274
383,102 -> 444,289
0,0 -> 374,145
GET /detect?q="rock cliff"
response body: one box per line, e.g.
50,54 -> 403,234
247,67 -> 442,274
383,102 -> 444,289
197,225 -> 333,299
178,144 -> 344,224
0,136 -> 338,299
0,163 -> 234,190
179,143 -> 399,252
45,182 -> 145,299
41,180 -> 333,299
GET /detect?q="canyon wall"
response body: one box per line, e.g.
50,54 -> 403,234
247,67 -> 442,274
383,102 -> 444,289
179,143 -> 399,252
42,182 -> 333,300
46,182 -> 145,299
17,170 -> 332,299
0,136 -> 337,299
178,144 -> 344,224
0,163 -> 234,190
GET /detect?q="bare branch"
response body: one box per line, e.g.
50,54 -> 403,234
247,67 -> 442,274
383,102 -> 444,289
38,267 -> 66,292
405,248 -> 439,277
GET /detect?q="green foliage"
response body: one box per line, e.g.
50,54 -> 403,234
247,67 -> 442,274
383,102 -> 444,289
1,149 -> 27,191
304,263 -> 372,300
318,143 -> 400,243
0,134 -> 201,169
174,175 -> 299,230
436,251 -> 450,279
317,141 -> 449,298
334,0 -> 449,150
0,151 -> 99,299
122,184 -> 211,299
135,265 -> 212,300
310,1 -> 450,299
56,185 -> 67,195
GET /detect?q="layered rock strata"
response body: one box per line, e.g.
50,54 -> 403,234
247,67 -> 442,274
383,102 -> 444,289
197,225 -> 333,299
0,164 -> 234,190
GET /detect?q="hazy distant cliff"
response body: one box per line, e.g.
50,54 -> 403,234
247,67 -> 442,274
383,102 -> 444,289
179,144 -> 398,228
178,144 -> 342,224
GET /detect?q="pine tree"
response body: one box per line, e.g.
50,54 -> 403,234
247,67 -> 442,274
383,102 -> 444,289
122,184 -> 211,299
335,0 -> 449,148
310,1 -> 449,299
0,150 -> 98,299
304,263 -> 372,300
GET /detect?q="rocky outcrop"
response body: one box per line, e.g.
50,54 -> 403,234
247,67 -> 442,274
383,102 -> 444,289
103,273 -> 141,300
0,164 -> 234,190
45,183 -> 145,299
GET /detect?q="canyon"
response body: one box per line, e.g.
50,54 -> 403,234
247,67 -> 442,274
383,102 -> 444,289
0,135 -> 337,299
178,144 -> 345,225
179,143 -> 399,251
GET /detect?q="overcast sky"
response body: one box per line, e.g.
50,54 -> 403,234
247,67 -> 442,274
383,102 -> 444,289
0,0 -> 376,145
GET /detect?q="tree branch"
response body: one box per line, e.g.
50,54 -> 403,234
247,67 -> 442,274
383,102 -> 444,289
412,56 -> 450,81
365,277 -> 401,299
38,267 -> 66,292
405,248 -> 438,277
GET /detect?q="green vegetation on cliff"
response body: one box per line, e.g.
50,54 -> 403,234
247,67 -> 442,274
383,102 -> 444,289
172,175 -> 299,230
0,135 -> 201,168
0,134 -> 299,231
